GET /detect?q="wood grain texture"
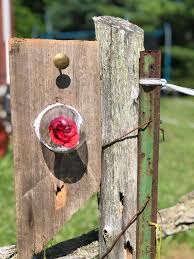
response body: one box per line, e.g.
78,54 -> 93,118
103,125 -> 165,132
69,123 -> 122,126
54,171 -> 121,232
9,38 -> 101,259
94,16 -> 144,259
137,51 -> 161,259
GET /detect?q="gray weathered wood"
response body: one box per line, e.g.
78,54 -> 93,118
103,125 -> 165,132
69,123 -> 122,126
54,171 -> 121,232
0,245 -> 17,259
9,38 -> 101,259
158,191 -> 194,238
0,230 -> 98,259
94,16 -> 144,259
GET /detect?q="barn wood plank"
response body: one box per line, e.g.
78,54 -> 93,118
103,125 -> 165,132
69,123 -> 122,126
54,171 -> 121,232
9,38 -> 101,259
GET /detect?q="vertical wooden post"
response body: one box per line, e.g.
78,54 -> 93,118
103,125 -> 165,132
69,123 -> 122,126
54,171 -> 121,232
94,16 -> 144,258
9,39 -> 101,259
137,51 -> 161,258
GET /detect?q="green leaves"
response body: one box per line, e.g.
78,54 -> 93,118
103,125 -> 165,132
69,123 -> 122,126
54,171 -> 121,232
14,0 -> 44,37
13,0 -> 194,87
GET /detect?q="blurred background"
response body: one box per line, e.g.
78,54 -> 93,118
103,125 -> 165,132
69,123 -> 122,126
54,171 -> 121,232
0,0 -> 194,258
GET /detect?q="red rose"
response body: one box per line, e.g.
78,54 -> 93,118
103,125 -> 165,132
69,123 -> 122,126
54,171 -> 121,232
48,116 -> 79,148
0,121 -> 9,157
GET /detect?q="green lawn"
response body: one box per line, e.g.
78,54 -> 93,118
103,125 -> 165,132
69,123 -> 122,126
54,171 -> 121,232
0,97 -> 194,255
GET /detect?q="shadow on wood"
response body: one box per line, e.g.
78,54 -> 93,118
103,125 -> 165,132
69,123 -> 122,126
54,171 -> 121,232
56,74 -> 71,89
35,230 -> 98,259
42,141 -> 88,183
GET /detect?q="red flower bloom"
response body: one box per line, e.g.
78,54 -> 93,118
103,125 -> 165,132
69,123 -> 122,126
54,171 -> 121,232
0,121 -> 9,157
48,116 -> 79,148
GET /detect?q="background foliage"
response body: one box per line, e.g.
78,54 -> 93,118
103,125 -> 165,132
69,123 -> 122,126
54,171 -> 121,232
13,0 -> 194,87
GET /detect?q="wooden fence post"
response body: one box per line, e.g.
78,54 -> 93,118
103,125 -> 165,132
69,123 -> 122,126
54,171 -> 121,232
137,51 -> 161,258
94,16 -> 144,258
9,39 -> 101,259
9,17 -> 161,259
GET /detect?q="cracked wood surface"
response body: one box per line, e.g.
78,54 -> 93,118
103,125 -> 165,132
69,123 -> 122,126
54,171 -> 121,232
158,191 -> 194,238
9,39 -> 101,259
94,16 -> 144,259
1,191 -> 194,259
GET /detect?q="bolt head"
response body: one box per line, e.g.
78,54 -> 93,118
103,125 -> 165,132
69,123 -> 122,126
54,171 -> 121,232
53,53 -> 70,70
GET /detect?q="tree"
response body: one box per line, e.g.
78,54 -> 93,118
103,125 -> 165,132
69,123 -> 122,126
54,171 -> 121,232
14,0 -> 194,87
13,0 -> 45,38
42,0 -> 194,86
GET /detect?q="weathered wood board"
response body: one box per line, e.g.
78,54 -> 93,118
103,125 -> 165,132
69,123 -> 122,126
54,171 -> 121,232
9,38 -> 101,259
94,16 -> 144,259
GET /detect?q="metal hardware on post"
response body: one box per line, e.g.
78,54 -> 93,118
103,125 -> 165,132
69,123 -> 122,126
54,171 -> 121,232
140,78 -> 166,86
53,53 -> 70,70
137,50 -> 161,259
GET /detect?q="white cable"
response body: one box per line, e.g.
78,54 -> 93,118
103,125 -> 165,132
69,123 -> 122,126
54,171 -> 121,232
165,83 -> 194,96
139,78 -> 167,86
139,78 -> 194,97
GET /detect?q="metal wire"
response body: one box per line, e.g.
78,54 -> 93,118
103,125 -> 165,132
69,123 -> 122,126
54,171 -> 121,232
140,78 -> 194,96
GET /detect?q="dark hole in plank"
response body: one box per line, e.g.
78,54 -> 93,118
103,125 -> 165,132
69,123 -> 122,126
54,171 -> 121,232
124,241 -> 133,257
119,192 -> 124,206
55,185 -> 64,195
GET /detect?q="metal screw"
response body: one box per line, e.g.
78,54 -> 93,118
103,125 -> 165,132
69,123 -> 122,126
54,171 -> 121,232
53,53 -> 70,70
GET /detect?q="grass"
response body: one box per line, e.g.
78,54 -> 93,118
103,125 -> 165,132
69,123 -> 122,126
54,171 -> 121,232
0,146 -> 15,245
0,97 -> 194,256
159,97 -> 194,253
